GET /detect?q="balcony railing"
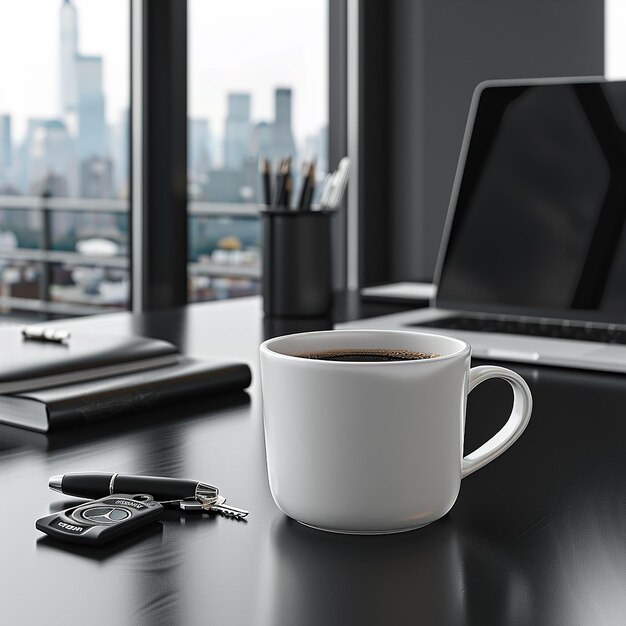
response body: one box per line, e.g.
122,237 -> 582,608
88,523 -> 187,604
0,195 -> 261,317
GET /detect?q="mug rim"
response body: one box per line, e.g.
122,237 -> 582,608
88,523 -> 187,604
260,328 -> 471,365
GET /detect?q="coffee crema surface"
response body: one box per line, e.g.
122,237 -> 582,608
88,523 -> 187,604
300,348 -> 441,362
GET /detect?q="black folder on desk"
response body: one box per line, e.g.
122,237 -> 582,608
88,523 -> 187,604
0,357 -> 252,432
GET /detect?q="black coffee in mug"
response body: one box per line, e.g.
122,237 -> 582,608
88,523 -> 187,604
301,348 -> 441,362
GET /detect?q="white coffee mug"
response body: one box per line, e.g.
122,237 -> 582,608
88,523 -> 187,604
259,329 -> 533,534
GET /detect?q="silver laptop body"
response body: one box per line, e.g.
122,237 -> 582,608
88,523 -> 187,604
341,77 -> 626,373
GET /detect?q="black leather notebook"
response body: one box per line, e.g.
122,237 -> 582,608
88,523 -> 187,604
0,357 -> 252,432
0,328 -> 179,394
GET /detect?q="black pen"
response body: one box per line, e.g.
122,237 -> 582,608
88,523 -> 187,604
275,156 -> 293,207
49,472 -> 218,503
49,472 -> 250,518
297,162 -> 311,210
284,168 -> 292,208
261,157 -> 272,205
303,161 -> 316,210
282,156 -> 293,207
273,158 -> 286,206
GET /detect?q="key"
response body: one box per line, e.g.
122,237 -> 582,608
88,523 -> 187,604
179,494 -> 224,511
210,502 -> 249,519
199,493 -> 249,518
179,495 -> 249,519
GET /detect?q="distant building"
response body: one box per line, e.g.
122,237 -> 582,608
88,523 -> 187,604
189,118 -> 212,178
303,134 -> 319,161
59,0 -> 78,122
0,182 -> 20,196
303,125 -> 328,175
275,88 -> 292,126
35,172 -> 68,198
250,122 -> 273,160
224,93 -> 251,171
272,88 -> 296,161
111,109 -> 129,197
240,157 -> 259,202
0,115 -> 12,169
13,118 -> 44,193
319,125 -> 328,174
28,120 -> 72,197
205,169 -> 243,202
80,156 -> 113,198
76,55 -> 107,161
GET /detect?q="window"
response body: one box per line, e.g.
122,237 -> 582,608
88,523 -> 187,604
187,0 -> 329,302
0,0 -> 129,320
606,0 -> 626,80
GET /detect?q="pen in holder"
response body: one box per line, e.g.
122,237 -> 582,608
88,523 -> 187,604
261,208 -> 334,317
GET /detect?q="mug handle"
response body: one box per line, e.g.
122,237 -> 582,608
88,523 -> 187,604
461,365 -> 533,478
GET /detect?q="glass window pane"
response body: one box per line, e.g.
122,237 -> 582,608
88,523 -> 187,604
188,0 -> 328,302
0,0 -> 130,319
606,0 -> 626,80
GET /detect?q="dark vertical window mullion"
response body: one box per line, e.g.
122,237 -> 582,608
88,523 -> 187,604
131,0 -> 187,312
329,0 -> 348,291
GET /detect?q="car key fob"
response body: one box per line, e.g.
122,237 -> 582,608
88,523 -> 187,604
36,494 -> 163,546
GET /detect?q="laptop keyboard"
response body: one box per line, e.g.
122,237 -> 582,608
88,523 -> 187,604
413,316 -> 626,345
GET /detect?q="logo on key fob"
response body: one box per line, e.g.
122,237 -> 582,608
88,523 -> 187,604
36,494 -> 163,546
79,506 -> 131,524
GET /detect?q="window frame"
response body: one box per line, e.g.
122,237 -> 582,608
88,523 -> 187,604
132,0 -> 345,312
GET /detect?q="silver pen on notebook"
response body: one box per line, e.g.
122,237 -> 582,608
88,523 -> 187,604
22,326 -> 71,344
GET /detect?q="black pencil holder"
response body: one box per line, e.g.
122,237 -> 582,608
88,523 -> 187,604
261,208 -> 334,317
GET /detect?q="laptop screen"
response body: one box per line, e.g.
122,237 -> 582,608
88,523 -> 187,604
436,80 -> 626,323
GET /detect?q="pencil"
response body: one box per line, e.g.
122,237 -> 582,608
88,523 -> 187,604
273,158 -> 286,206
284,174 -> 292,208
261,158 -> 272,205
297,162 -> 312,210
302,162 -> 316,210
280,157 -> 292,207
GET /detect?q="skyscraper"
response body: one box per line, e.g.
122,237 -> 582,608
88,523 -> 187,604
224,93 -> 251,170
28,120 -> 72,196
111,109 -> 129,197
59,0 -> 109,195
76,55 -> 107,160
188,118 -> 212,179
275,88 -> 292,126
59,0 -> 78,127
15,118 -> 47,193
0,115 -> 11,169
80,156 -> 113,198
250,121 -> 272,158
272,88 -> 296,160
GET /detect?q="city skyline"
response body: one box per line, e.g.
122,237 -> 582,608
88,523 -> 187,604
0,0 -> 327,148
0,0 -> 328,200
0,0 -> 128,143
0,0 -> 114,198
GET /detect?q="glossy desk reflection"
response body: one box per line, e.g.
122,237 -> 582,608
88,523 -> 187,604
258,517 -> 532,625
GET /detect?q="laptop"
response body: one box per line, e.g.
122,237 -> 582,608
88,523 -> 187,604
341,77 -> 626,373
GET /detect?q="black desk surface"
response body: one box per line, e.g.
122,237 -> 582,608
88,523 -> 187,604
1,296 -> 625,625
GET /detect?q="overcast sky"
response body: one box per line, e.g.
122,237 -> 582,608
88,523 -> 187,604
605,0 -> 626,79
1,1 -> 624,145
0,0 -> 328,144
